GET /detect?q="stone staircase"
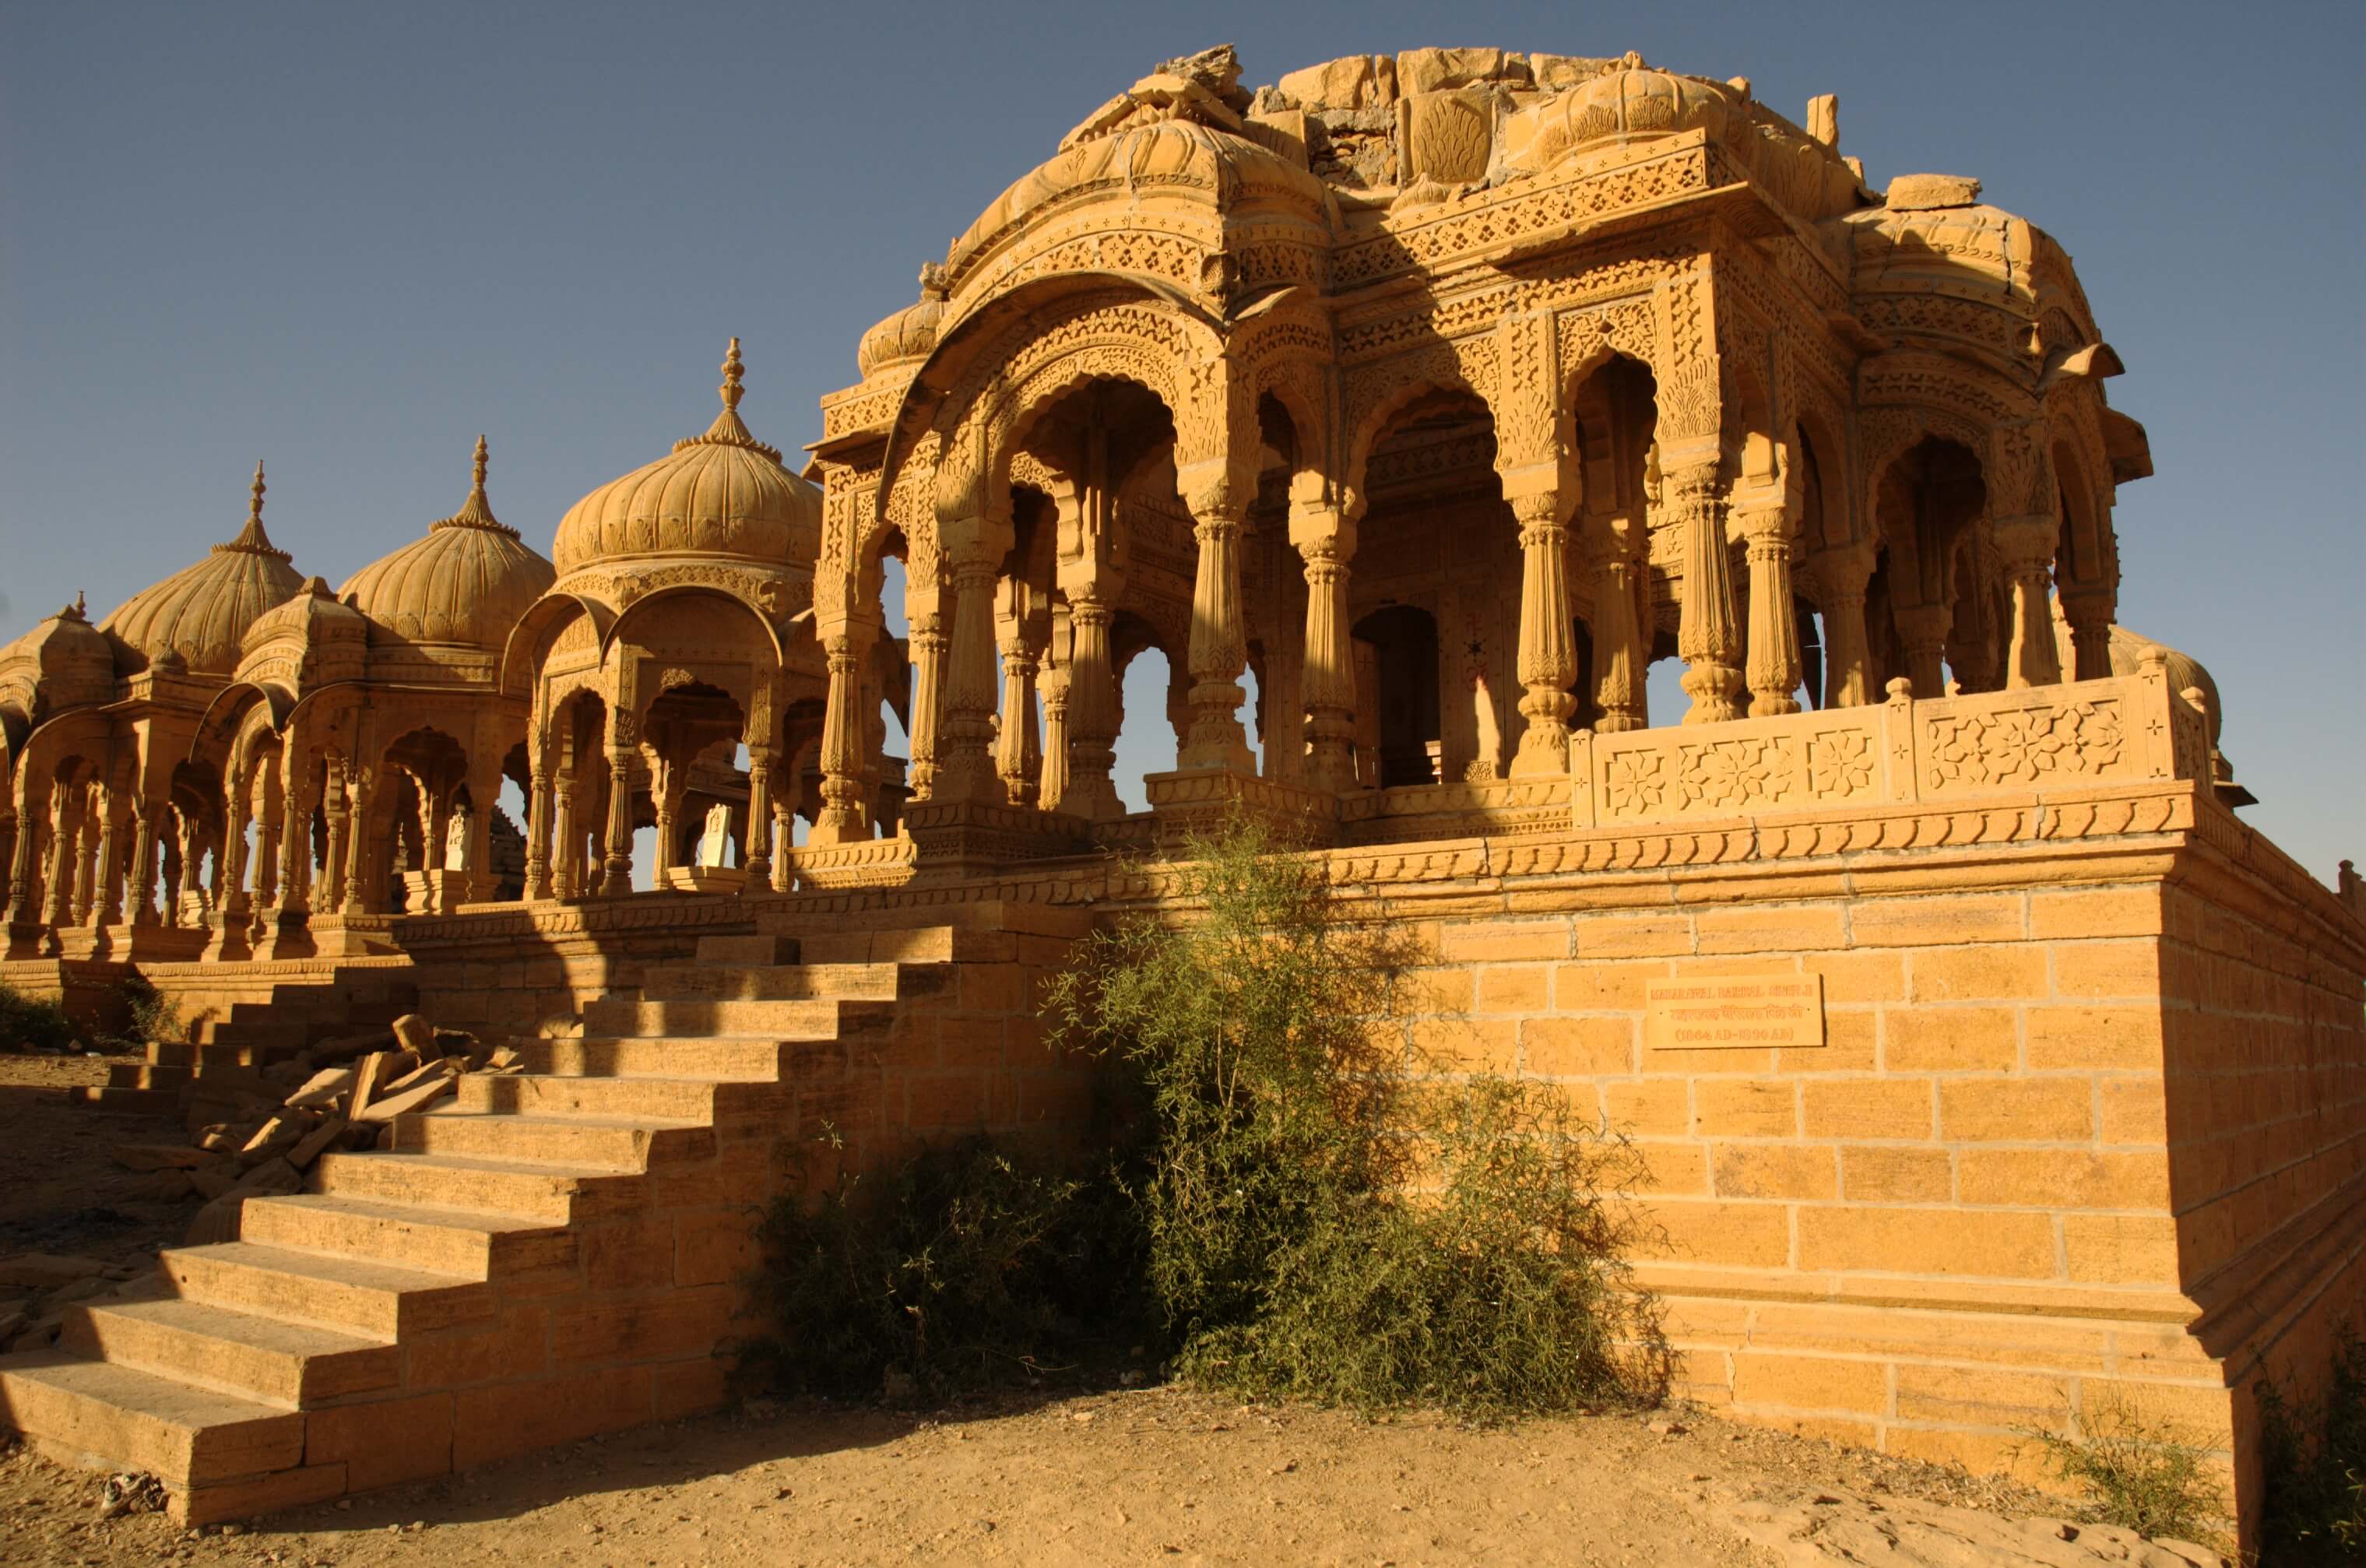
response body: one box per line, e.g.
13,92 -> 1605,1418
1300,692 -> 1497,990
74,962 -> 423,1119
0,924 -> 1005,1524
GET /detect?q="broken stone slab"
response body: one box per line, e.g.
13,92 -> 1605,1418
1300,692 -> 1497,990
284,1066 -> 357,1111
0,1253 -> 107,1289
347,1049 -> 416,1120
356,1069 -> 459,1123
308,1028 -> 396,1066
1885,172 -> 1983,211
1396,46 -> 1525,95
185,1195 -> 245,1248
390,1014 -> 435,1055
111,1144 -> 213,1172
237,1112 -> 324,1169
232,1157 -> 301,1199
189,1162 -> 240,1201
41,1275 -> 114,1312
123,1169 -> 196,1202
1275,54 -> 1394,112
0,1309 -> 25,1346
380,1056 -> 463,1099
287,1116 -> 349,1171
8,1312 -> 63,1352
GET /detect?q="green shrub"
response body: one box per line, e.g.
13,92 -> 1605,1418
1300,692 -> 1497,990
1045,815 -> 1663,1417
744,1132 -> 1142,1400
2022,1396 -> 2230,1548
2257,1331 -> 2366,1565
0,982 -> 76,1053
114,977 -> 184,1048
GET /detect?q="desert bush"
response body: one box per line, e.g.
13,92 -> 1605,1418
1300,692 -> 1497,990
114,977 -> 184,1047
1045,815 -> 1662,1417
744,1132 -> 1141,1400
0,982 -> 76,1053
2023,1396 -> 2229,1548
2256,1330 -> 2366,1565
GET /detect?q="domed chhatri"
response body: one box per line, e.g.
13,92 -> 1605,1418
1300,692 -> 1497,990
552,339 -> 821,576
340,436 -> 557,648
100,462 -> 306,676
3,48 -> 2358,1542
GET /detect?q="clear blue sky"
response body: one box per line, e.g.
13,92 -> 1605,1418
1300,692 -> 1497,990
4,2 -> 2358,884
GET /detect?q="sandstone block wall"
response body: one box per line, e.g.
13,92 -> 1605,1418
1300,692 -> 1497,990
1388,831 -> 2364,1521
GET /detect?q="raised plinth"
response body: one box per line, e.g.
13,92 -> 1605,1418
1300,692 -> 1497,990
902,800 -> 1094,882
1144,769 -> 1341,849
659,866 -> 747,895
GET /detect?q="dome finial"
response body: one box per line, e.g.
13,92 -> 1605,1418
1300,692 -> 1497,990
434,432 -> 514,535
680,336 -> 779,460
216,459 -> 290,559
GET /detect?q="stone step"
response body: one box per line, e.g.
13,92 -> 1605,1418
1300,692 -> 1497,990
191,1018 -> 310,1050
452,1072 -> 724,1121
692,933 -> 800,965
392,1109 -> 712,1171
635,960 -> 931,1004
0,1351 -> 308,1489
313,1148 -> 645,1222
163,1243 -> 492,1340
797,926 -> 963,965
578,995 -> 891,1040
518,1036 -> 789,1081
62,1296 -> 399,1408
69,1085 -> 178,1116
237,1194 -> 575,1278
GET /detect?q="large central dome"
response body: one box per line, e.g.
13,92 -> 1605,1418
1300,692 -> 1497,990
552,340 -> 821,576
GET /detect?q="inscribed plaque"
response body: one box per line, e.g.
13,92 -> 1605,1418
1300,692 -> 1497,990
1644,974 -> 1826,1050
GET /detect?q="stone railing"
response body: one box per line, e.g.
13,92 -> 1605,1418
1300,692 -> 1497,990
1572,656 -> 2203,832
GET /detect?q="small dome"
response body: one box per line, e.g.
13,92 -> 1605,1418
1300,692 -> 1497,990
553,340 -> 821,576
0,596 -> 114,719
857,278 -> 947,378
102,463 -> 306,676
1510,59 -> 1742,170
241,575 -> 369,658
340,437 -> 557,648
943,90 -> 1330,285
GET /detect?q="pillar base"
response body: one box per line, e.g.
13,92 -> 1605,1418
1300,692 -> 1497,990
659,866 -> 747,895
255,909 -> 315,963
902,800 -> 1092,883
1144,770 -> 1341,851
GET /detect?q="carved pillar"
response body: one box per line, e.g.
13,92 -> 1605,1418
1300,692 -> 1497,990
1587,522 -> 1649,732
43,779 -> 82,929
1895,603 -> 1952,700
814,629 -> 874,842
5,789 -> 40,930
650,755 -> 683,876
1672,460 -> 1744,723
274,744 -> 313,918
2062,591 -> 2115,683
933,546 -> 1006,805
743,743 -> 775,891
993,582 -> 1042,807
343,766 -> 373,914
1738,500 -> 1803,717
88,787 -> 121,931
1509,490 -> 1578,774
599,742 -> 635,896
903,600 -> 947,804
72,784 -> 101,927
770,800 -> 795,891
1351,638 -> 1383,788
1181,498 -> 1254,772
319,757 -> 350,919
1037,645 -> 1071,816
1058,598 -> 1121,817
525,755 -> 553,901
249,759 -> 280,912
1994,517 -> 2064,689
1294,509 -> 1359,794
1808,547 -> 1876,708
548,768 -> 576,900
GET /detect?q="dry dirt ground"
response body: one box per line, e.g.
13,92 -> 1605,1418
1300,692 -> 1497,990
0,1054 -> 2231,1568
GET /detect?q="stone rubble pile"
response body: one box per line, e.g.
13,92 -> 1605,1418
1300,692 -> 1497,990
111,1011 -> 524,1245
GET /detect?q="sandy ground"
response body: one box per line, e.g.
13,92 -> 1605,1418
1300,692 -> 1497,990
0,1054 -> 2228,1568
